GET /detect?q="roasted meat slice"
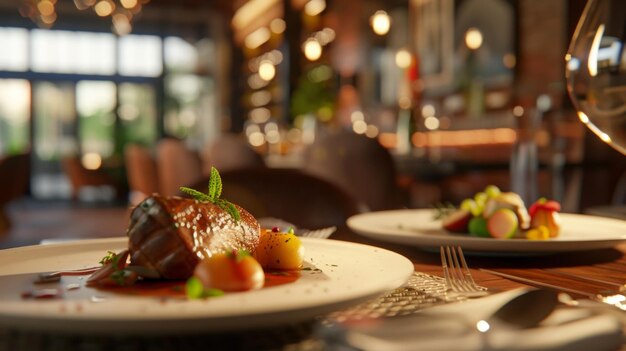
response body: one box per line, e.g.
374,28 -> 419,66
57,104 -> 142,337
127,195 -> 260,280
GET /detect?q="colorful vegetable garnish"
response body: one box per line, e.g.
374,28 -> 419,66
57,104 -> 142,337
441,209 -> 472,233
255,228 -> 304,270
436,185 -> 562,240
525,225 -> 550,240
529,198 -> 562,237
192,249 -> 264,293
185,276 -> 224,299
99,251 -> 117,265
487,208 -> 519,239
468,216 -> 490,237
87,250 -> 138,287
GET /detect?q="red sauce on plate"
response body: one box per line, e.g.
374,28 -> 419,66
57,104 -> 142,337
92,271 -> 301,298
23,269 -> 301,301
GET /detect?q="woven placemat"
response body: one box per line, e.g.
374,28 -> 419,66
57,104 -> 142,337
326,271 -> 457,322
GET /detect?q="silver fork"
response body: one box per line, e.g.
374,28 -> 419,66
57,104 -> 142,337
300,226 -> 337,239
440,245 -> 488,298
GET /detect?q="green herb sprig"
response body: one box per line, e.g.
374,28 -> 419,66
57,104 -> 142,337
227,249 -> 251,263
185,276 -> 224,299
99,251 -> 116,265
432,202 -> 457,220
180,167 -> 241,222
98,251 -> 133,286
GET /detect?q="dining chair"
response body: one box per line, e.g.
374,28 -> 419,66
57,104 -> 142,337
182,168 -> 362,229
301,129 -> 405,211
157,138 -> 203,197
124,144 -> 159,206
200,133 -> 265,176
61,155 -> 119,201
0,152 -> 30,233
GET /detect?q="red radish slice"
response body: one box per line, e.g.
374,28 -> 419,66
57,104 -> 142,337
441,209 -> 472,233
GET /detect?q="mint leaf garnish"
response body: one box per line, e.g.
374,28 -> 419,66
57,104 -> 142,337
208,167 -> 222,201
179,187 -> 212,202
216,199 -> 241,222
179,167 -> 240,222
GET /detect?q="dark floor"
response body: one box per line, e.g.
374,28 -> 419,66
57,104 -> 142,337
0,198 -> 130,249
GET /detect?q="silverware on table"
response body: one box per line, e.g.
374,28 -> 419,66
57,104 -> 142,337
440,245 -> 488,298
542,268 -> 626,293
299,226 -> 337,239
257,217 -> 336,239
480,268 -> 626,311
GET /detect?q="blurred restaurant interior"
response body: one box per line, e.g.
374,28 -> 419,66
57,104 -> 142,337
0,0 -> 624,247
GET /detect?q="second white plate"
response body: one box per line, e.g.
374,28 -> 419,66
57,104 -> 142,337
347,209 -> 626,254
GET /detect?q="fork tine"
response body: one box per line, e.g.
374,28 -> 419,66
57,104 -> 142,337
301,226 -> 336,239
440,246 -> 454,291
442,246 -> 465,293
456,246 -> 481,291
441,245 -> 488,298
447,246 -> 468,292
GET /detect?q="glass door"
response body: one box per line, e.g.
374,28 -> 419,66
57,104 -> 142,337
32,81 -> 77,199
0,79 -> 30,155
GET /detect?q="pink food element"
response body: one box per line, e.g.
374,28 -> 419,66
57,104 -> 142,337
487,208 -> 519,239
529,198 -> 562,238
441,209 -> 472,233
483,192 -> 531,230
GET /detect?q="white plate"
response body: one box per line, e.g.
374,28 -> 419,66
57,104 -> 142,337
0,237 -> 413,334
348,209 -> 626,254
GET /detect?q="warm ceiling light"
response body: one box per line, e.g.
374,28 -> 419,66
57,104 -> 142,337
37,1 -> 55,16
249,107 -> 271,123
232,0 -> 279,31
365,124 -> 379,138
120,0 -> 137,9
422,104 -> 435,118
250,90 -> 272,107
23,0 -> 139,34
304,0 -> 326,16
82,152 -> 102,170
314,27 -> 335,45
352,120 -> 367,134
395,49 -> 411,69
424,116 -> 440,130
258,60 -> 276,81
245,27 -> 271,49
370,10 -> 391,36
112,13 -> 132,35
503,53 -> 516,69
303,38 -> 322,61
270,18 -> 286,34
465,28 -> 483,50
94,0 -> 114,16
40,13 -> 57,25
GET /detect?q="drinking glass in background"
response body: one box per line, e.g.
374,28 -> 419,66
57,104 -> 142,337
566,0 -> 626,155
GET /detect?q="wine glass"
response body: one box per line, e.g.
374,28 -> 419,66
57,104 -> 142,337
565,0 -> 626,155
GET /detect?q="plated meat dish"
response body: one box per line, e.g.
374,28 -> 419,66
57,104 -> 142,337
127,194 -> 260,280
